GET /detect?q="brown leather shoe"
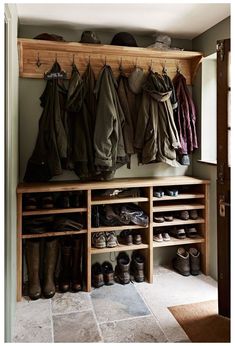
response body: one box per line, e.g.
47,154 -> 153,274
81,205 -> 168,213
102,261 -> 114,285
131,251 -> 145,282
92,263 -> 104,288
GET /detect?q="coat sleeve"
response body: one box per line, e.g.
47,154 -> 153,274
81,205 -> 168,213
134,92 -> 150,153
94,78 -> 117,168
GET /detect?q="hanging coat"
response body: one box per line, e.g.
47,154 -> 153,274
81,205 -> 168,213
134,71 -> 181,167
66,63 -> 96,180
94,65 -> 127,180
173,72 -> 198,155
117,69 -> 136,166
24,62 -> 68,182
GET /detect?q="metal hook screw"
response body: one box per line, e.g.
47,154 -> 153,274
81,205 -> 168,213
36,52 -> 42,68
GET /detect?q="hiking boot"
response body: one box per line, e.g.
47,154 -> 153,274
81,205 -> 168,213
189,248 -> 201,275
190,210 -> 198,220
119,230 -> 133,245
170,227 -> 186,239
131,251 -> 145,282
43,238 -> 59,298
133,233 -> 142,245
25,239 -> 41,300
92,262 -> 104,288
173,247 -> 190,276
92,232 -> 106,248
115,252 -> 130,284
101,261 -> 114,285
106,231 -> 118,247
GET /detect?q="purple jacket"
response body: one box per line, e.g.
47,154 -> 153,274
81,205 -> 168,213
173,73 -> 198,154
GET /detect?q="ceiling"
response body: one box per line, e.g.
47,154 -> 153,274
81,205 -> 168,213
16,3 -> 230,39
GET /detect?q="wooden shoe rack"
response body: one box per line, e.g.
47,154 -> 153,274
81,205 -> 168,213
16,176 -> 209,301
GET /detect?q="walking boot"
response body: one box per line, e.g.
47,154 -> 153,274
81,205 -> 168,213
71,237 -> 82,292
189,248 -> 201,275
131,251 -> 145,282
173,247 -> 190,276
25,239 -> 41,300
59,239 -> 72,292
43,238 -> 59,298
115,252 -> 130,284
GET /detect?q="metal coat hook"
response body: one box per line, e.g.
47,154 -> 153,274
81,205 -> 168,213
162,60 -> 167,74
176,61 -> 181,73
72,54 -> 75,66
119,57 -> 123,71
104,56 -> 107,65
36,52 -> 42,68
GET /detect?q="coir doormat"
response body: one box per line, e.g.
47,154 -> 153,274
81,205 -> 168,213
168,300 -> 230,342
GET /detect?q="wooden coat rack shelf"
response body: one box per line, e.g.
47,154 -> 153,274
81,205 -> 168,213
18,38 -> 203,85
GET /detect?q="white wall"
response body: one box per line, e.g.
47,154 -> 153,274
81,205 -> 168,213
5,3 -> 19,342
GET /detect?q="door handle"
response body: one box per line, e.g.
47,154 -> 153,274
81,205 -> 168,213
219,198 -> 230,217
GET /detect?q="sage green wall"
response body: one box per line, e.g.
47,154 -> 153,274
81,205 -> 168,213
192,16 -> 230,280
5,4 -> 19,342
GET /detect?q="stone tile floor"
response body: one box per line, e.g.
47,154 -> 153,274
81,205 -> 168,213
13,266 -> 217,343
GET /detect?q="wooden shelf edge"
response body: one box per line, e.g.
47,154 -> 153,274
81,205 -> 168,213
153,218 -> 205,228
21,229 -> 87,238
22,207 -> 87,216
153,204 -> 205,212
153,194 -> 205,201
91,243 -> 149,254
153,236 -> 205,248
91,197 -> 148,205
91,225 -> 148,232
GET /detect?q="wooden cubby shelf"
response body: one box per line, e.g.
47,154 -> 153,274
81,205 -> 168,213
153,236 -> 205,248
22,207 -> 87,216
21,229 -> 87,239
16,176 -> 209,301
153,218 -> 205,228
91,243 -> 149,254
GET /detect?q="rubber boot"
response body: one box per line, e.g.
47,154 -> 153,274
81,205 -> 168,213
59,240 -> 72,292
71,237 -> 82,292
25,239 -> 41,300
43,238 -> 59,298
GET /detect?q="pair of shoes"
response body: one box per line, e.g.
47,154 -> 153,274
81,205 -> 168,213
154,214 -> 174,223
178,210 -> 198,220
119,230 -> 142,245
173,247 -> 201,276
153,229 -> 171,242
92,232 -> 118,248
56,192 -> 83,209
92,261 -> 114,288
23,215 -> 54,234
153,188 -> 165,198
59,237 -> 83,293
170,227 -> 199,239
115,251 -> 145,284
153,188 -> 179,198
23,193 -> 54,210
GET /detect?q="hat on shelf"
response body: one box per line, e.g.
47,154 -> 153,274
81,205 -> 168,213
110,32 -> 138,47
34,33 -> 65,42
79,31 -> 101,44
147,33 -> 182,51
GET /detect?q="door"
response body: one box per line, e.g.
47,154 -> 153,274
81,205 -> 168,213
216,39 -> 230,318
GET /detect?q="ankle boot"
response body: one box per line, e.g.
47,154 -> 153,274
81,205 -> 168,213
173,247 -> 190,276
131,251 -> 145,282
43,238 -> 59,298
25,239 -> 41,300
115,252 -> 130,284
71,237 -> 82,292
59,240 -> 72,292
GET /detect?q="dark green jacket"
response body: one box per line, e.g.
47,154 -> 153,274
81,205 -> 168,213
24,62 -> 68,182
94,65 -> 127,178
134,72 -> 181,167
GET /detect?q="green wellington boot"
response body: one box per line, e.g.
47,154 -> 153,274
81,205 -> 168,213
43,238 -> 59,298
25,239 -> 41,300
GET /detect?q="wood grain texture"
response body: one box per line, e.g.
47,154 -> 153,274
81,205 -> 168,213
153,236 -> 205,248
17,38 -> 202,85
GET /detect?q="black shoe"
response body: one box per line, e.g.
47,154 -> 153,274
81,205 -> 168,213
119,230 -> 133,245
101,261 -> 114,285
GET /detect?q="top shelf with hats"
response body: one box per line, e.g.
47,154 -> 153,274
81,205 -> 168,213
17,38 -> 203,85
